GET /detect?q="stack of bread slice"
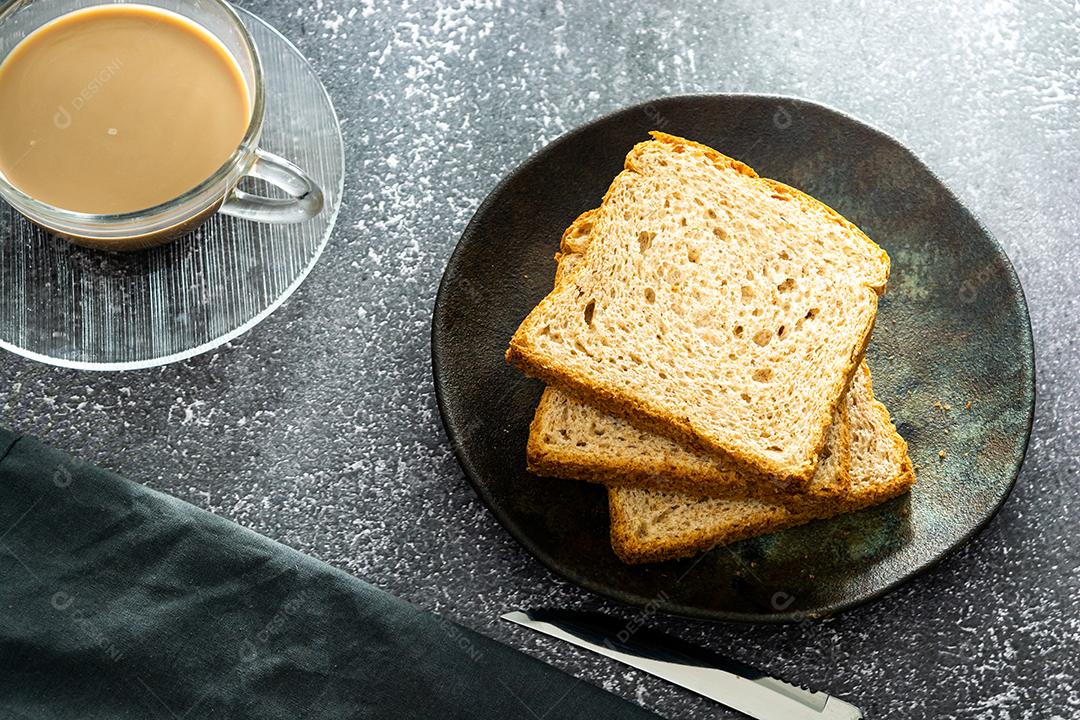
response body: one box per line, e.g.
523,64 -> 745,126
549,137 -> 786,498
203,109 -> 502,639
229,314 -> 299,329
506,132 -> 915,564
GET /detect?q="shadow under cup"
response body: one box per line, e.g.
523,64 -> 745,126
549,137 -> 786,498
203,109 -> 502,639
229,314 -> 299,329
0,0 -> 323,251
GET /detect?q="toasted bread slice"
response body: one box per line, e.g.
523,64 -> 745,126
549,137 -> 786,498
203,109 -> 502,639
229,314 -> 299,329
507,132 -> 889,483
527,384 -> 851,499
530,208 -> 850,499
607,363 -> 915,564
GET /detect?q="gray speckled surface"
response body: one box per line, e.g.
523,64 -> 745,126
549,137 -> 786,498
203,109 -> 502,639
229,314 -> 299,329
1,1 -> 1077,718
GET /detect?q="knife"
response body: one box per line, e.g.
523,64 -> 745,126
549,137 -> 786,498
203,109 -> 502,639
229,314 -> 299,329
501,609 -> 863,720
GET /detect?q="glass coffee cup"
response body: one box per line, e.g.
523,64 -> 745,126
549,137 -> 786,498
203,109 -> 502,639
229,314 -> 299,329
0,0 -> 323,251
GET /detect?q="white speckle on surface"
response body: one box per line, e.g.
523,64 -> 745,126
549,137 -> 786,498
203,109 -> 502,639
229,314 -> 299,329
321,12 -> 345,35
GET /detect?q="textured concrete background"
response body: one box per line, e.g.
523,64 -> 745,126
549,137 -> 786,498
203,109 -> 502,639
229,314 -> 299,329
2,1 -> 1077,718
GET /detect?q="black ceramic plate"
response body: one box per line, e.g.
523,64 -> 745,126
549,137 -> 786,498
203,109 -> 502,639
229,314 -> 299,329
432,95 -> 1034,622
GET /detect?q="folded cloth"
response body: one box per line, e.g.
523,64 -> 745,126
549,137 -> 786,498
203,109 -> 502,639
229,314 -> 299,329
0,429 -> 659,720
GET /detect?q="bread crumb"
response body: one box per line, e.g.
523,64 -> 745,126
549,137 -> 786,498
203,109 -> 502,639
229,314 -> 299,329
933,401 -> 952,412
965,400 -> 973,410
938,449 -> 947,459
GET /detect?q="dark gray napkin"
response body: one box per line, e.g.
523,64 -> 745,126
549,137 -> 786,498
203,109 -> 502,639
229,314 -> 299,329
0,428 -> 660,719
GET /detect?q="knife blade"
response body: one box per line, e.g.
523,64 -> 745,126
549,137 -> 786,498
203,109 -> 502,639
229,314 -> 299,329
501,609 -> 862,720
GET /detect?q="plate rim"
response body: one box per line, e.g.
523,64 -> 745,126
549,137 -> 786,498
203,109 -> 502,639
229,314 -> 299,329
432,92 -> 1036,623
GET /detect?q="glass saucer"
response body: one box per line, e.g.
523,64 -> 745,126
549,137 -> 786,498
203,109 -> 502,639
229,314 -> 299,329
0,8 -> 344,370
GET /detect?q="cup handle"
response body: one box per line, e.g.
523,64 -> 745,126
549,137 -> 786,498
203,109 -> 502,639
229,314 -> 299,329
219,148 -> 324,223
